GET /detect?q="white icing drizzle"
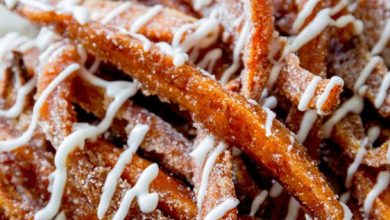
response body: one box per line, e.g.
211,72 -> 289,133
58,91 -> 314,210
34,27 -> 56,51
117,27 -> 152,52
333,15 -> 363,34
270,181 -> 283,198
220,20 -> 250,85
54,211 -> 66,220
192,0 -> 212,11
231,147 -> 242,157
267,62 -> 283,89
387,142 -> 390,163
268,1 -> 356,90
287,134 -> 295,152
113,163 -> 159,220
100,2 -> 132,25
347,1 -> 358,12
316,76 -> 344,115
249,190 -> 268,216
130,5 -> 163,33
367,126 -> 380,144
374,72 -> 390,108
262,96 -> 278,109
34,75 -> 139,220
0,77 -> 36,118
353,56 -> 382,92
0,32 -> 42,119
292,0 -> 320,33
197,142 -> 226,212
98,124 -> 150,219
156,42 -> 188,67
190,135 -> 215,166
371,19 -> 390,55
19,0 -> 54,11
340,202 -> 353,220
0,64 -> 80,152
298,76 -> 321,111
204,198 -> 239,220
345,137 -> 369,188
38,41 -> 66,64
5,0 -> 17,8
297,110 -> 318,144
285,197 -> 300,220
172,18 -> 220,54
363,171 -> 390,217
96,2 -> 155,52
339,191 -> 351,204
71,6 -> 90,24
263,107 -> 276,137
0,32 -> 30,59
288,9 -> 332,54
330,0 -> 350,15
167,17 -> 220,67
197,48 -> 222,72
321,95 -> 364,138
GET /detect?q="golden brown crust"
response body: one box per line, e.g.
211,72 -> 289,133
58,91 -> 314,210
69,140 -> 196,219
295,0 -> 332,77
353,0 -> 390,54
84,0 -> 196,44
192,133 -> 238,220
278,54 -> 343,115
11,7 -> 347,218
72,74 -> 194,182
331,113 -> 390,168
328,36 -> 390,118
352,169 -> 390,220
241,0 -> 273,100
285,107 -> 322,161
37,41 -> 78,148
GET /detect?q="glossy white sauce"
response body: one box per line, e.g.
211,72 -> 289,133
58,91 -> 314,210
98,124 -> 150,219
249,190 -> 268,216
345,138 -> 369,188
363,171 -> 390,217
204,198 -> 239,220
113,163 -> 159,220
298,76 -> 321,111
197,142 -> 226,213
297,110 -> 318,144
190,135 -> 215,166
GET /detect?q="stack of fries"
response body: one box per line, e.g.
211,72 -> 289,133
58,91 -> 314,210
0,0 -> 389,219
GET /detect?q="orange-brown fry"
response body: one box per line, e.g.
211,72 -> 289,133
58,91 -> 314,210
328,36 -> 390,118
285,108 -> 322,161
351,169 -> 390,219
331,113 -> 390,168
278,54 -> 343,115
37,40 -> 78,148
192,132 -> 238,219
72,74 -> 194,181
240,0 -> 273,100
67,139 -> 196,219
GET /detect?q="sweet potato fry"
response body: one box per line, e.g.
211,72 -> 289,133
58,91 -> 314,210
37,41 -> 78,148
331,113 -> 390,167
351,169 -> 390,219
72,74 -> 194,181
278,54 -> 343,115
68,139 -> 196,219
192,132 -> 238,219
328,36 -> 390,118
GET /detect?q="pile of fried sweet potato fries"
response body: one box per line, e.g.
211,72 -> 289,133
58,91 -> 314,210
0,0 -> 389,219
